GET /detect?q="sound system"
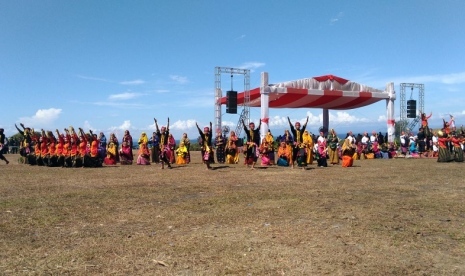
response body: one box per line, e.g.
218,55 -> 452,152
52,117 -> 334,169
226,90 -> 237,114
407,100 -> 416,118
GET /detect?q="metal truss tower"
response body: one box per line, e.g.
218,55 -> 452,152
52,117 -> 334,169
214,67 -> 250,137
399,83 -> 424,134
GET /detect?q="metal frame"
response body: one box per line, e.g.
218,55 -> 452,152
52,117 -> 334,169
399,83 -> 424,134
214,67 -> 250,137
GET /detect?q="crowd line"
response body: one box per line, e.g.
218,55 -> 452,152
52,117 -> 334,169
0,113 -> 463,170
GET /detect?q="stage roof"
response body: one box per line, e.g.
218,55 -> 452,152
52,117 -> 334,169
219,75 -> 389,110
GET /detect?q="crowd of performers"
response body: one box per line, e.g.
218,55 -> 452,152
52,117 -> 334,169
9,119 -> 192,169
2,113 -> 464,169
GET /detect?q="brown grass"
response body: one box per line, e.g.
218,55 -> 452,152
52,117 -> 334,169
1,152 -> 464,275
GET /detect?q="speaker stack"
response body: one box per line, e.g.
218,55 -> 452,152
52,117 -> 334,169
226,91 -> 237,114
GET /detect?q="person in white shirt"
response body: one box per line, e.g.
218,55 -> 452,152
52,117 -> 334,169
346,131 -> 355,144
400,131 -> 408,156
432,132 -> 438,157
370,131 -> 378,144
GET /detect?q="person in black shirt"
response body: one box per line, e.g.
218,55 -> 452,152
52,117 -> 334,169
0,128 -> 9,164
242,119 -> 261,170
196,121 -> 214,170
154,118 -> 172,169
287,116 -> 309,169
417,128 -> 426,158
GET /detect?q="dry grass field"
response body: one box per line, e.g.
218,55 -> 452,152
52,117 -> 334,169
1,152 -> 464,275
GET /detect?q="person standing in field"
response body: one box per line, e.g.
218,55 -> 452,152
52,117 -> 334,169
451,133 -> 464,162
154,118 -> 172,169
0,128 -> 9,164
327,129 -> 339,165
180,133 -> 191,163
168,134 -> 176,164
287,116 -> 309,169
242,119 -> 261,170
214,131 -> 226,164
149,132 -> 160,164
437,130 -> 452,162
196,121 -> 214,170
227,131 -> 239,164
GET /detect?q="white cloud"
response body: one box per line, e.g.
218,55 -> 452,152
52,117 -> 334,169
390,72 -> 465,85
119,79 -> 146,85
378,115 -> 387,122
237,62 -> 266,73
170,119 -> 198,130
18,108 -> 62,128
83,120 -> 97,132
77,75 -> 112,83
236,34 -> 246,40
170,75 -> 189,84
108,92 -> 144,100
268,111 -> 320,128
222,121 -> 236,128
330,12 -> 344,26
155,89 -> 170,93
327,111 -> 370,124
364,71 -> 465,88
92,102 -> 146,108
108,120 -> 134,132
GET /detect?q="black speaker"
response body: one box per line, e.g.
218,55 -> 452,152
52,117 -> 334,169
407,100 -> 416,118
226,90 -> 237,114
407,100 -> 416,109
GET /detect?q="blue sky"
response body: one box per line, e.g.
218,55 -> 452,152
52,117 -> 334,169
1,0 -> 464,139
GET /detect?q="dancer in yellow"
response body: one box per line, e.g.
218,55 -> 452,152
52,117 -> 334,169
302,130 -> 314,165
176,142 -> 188,165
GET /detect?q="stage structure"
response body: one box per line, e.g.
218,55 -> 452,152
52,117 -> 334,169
214,67 -> 250,137
398,83 -> 425,134
216,72 -> 397,142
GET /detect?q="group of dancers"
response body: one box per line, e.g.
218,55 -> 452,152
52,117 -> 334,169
2,113 -> 464,169
8,119 -> 188,169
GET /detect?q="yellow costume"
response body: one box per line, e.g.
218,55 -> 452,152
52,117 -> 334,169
302,130 -> 314,164
176,143 -> 188,165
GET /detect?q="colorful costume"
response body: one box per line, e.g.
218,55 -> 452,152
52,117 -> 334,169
149,133 -> 160,163
452,136 -> 464,162
175,142 -> 188,165
104,142 -> 117,165
228,132 -> 239,164
136,142 -> 151,165
119,142 -> 133,165
327,129 -> 339,165
317,135 -> 327,167
341,139 -> 355,167
197,126 -> 214,164
277,142 -> 290,166
437,131 -> 452,162
288,119 -> 309,167
243,121 -> 261,165
215,133 -> 226,164
180,134 -> 191,164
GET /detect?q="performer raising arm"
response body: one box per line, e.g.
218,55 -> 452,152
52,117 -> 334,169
154,117 -> 172,169
242,119 -> 261,170
196,121 -> 214,170
287,116 -> 309,169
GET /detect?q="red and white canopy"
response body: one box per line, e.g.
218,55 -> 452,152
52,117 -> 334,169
219,75 -> 388,110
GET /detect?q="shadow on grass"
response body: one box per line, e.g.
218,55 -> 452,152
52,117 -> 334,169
211,166 -> 230,170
